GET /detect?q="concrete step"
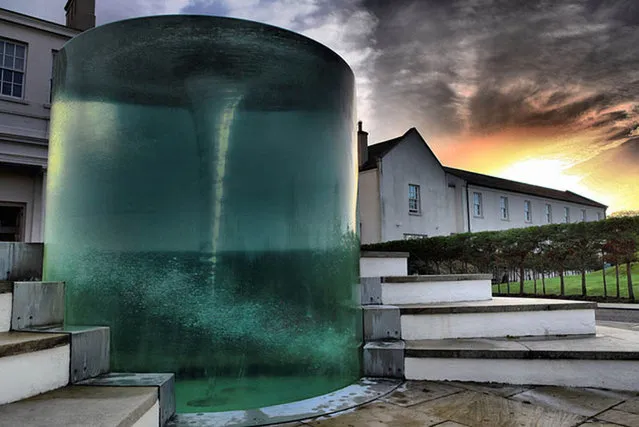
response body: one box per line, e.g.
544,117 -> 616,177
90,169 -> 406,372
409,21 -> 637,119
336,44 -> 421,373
0,331 -> 70,405
379,274 -> 493,305
79,373 -> 176,426
397,297 -> 596,340
11,281 -> 65,330
404,325 -> 639,391
0,385 -> 159,427
0,282 -> 11,332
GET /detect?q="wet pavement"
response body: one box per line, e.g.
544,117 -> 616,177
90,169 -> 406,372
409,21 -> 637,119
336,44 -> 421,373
276,380 -> 639,426
274,321 -> 639,427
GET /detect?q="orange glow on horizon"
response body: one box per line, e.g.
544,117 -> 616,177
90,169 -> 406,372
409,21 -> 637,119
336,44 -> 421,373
428,126 -> 632,213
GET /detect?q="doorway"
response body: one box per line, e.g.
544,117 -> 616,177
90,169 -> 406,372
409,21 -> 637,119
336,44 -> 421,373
0,203 -> 25,241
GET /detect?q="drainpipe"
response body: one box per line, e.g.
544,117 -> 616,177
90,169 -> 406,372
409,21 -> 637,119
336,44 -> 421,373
465,184 -> 471,233
377,157 -> 384,242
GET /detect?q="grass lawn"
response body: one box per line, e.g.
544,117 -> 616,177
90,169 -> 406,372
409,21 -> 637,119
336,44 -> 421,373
492,263 -> 639,299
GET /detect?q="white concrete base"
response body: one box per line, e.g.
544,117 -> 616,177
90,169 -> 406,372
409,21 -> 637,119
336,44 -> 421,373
405,357 -> 639,391
382,280 -> 491,305
132,400 -> 160,427
0,293 -> 11,333
0,344 -> 70,404
401,309 -> 596,340
360,257 -> 407,278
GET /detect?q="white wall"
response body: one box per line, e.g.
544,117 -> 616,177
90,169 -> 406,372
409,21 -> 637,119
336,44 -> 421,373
467,184 -> 606,233
359,168 -> 381,244
379,131 -> 458,241
0,10 -> 78,242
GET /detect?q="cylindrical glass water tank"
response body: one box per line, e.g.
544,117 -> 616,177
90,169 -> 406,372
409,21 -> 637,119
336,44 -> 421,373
44,16 -> 360,413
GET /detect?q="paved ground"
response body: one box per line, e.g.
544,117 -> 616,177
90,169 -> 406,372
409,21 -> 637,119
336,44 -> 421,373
275,321 -> 639,427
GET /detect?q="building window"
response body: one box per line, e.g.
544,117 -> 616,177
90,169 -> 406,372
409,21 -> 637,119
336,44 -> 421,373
597,212 -> 602,221
524,200 -> 532,222
472,192 -> 482,217
408,184 -> 420,213
0,40 -> 26,98
545,204 -> 552,223
581,209 -> 587,222
564,207 -> 570,223
500,196 -> 509,220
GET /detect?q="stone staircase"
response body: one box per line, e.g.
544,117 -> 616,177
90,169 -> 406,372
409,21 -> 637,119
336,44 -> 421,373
362,274 -> 639,390
0,280 -> 175,426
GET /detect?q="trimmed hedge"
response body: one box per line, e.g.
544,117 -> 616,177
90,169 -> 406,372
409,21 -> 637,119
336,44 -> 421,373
362,216 -> 639,300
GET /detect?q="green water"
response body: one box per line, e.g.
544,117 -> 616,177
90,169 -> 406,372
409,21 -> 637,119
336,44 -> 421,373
44,16 -> 360,412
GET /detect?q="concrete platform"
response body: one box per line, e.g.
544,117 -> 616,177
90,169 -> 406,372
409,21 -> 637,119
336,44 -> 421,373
380,274 -> 493,305
398,297 -> 596,340
0,385 -> 159,427
404,326 -> 639,390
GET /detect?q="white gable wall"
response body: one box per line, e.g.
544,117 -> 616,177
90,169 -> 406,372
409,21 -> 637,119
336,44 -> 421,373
379,131 -> 457,241
359,168 -> 381,244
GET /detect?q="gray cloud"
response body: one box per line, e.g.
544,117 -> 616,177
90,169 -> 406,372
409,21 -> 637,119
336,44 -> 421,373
360,0 -> 639,146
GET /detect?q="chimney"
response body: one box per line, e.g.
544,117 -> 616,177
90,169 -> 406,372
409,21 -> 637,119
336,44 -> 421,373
65,0 -> 96,31
357,121 -> 368,168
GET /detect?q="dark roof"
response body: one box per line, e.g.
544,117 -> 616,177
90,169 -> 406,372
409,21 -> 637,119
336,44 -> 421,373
443,167 -> 607,209
359,132 -> 407,171
360,127 -> 607,209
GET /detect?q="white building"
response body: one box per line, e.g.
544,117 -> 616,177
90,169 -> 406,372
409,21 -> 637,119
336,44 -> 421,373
358,125 -> 607,244
0,1 -> 93,242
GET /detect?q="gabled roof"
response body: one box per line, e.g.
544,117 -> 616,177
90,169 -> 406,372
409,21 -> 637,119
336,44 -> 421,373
443,167 -> 607,208
359,132 -> 406,171
360,127 -> 607,209
360,127 -> 443,171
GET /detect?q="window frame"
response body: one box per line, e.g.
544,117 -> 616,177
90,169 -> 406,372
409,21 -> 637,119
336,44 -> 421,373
581,209 -> 587,222
500,196 -> 509,221
564,207 -> 570,223
472,192 -> 483,218
545,204 -> 552,224
524,200 -> 532,223
408,183 -> 421,214
0,38 -> 27,99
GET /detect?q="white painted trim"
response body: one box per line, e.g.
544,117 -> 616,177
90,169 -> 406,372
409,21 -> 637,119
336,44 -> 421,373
0,293 -> 11,332
405,357 -> 639,391
0,344 -> 69,404
382,280 -> 492,305
401,309 -> 595,340
0,10 -> 79,38
360,257 -> 407,278
132,401 -> 160,427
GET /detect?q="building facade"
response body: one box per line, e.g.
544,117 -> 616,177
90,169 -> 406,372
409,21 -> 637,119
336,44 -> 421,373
358,126 -> 607,245
0,1 -> 93,242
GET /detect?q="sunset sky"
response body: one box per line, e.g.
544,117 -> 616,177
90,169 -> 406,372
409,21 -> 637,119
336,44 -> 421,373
4,0 -> 638,212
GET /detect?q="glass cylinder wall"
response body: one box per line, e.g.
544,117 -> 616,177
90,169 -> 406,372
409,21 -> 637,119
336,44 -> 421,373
44,16 -> 360,413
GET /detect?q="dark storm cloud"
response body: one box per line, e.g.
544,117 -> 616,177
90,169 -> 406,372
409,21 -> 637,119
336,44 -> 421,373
361,0 -> 639,143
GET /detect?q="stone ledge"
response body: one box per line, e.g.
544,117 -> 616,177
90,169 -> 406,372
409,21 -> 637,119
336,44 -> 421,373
382,274 -> 493,283
397,297 -> 596,315
0,331 -> 68,358
361,251 -> 410,258
167,378 -> 402,427
405,326 -> 639,360
79,372 -> 175,426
